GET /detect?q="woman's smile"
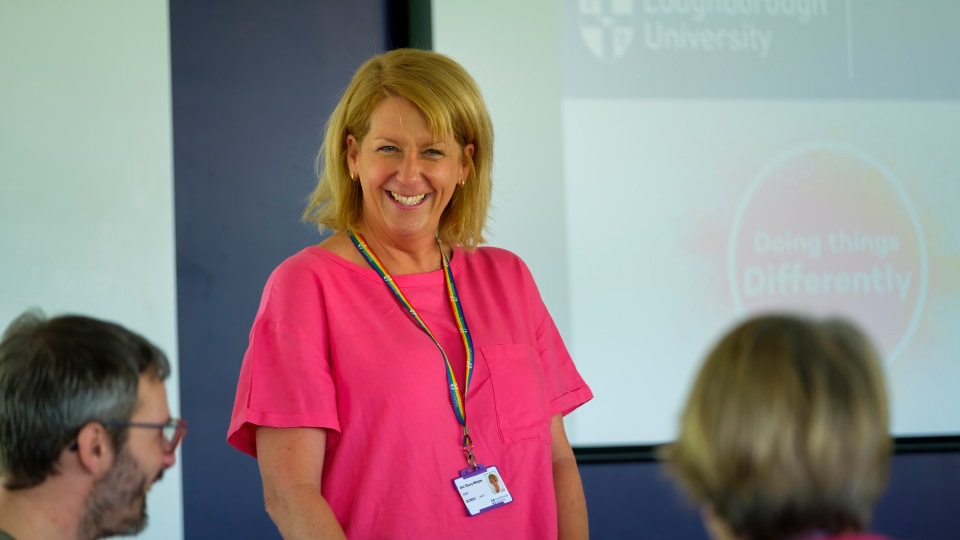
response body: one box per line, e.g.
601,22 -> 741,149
387,190 -> 429,207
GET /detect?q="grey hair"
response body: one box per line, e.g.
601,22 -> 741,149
0,309 -> 170,489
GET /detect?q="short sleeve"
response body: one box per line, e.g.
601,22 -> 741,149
535,308 -> 594,417
508,253 -> 593,417
226,256 -> 341,458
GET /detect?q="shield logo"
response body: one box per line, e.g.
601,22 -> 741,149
578,0 -> 634,61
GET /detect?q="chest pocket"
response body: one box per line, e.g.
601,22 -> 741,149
481,344 -> 550,444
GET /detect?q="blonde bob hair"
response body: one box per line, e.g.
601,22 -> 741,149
303,48 -> 494,248
661,314 -> 890,540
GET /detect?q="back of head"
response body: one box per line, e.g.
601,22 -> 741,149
0,310 -> 170,489
662,314 -> 890,540
304,48 -> 495,248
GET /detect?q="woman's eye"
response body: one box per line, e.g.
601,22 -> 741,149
378,146 -> 398,153
424,149 -> 445,158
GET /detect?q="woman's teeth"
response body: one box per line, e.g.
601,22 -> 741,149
390,192 -> 427,206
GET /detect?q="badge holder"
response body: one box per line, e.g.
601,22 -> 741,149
453,458 -> 513,516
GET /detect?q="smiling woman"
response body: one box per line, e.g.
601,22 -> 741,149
226,48 -> 593,540
344,94 -> 473,270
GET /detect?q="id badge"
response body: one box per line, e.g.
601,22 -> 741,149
452,464 -> 513,516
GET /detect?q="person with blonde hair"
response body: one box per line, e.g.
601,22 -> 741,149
227,48 -> 592,539
662,313 -> 893,540
488,472 -> 503,494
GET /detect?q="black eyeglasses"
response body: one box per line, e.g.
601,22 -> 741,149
100,418 -> 187,453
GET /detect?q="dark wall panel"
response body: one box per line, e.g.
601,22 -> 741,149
170,1 -> 386,537
873,452 -> 960,539
581,451 -> 960,539
580,460 -> 707,540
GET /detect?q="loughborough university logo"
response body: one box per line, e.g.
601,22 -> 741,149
578,0 -> 635,61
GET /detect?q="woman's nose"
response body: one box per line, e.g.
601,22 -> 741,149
397,151 -> 421,183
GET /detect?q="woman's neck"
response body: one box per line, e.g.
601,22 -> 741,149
352,227 -> 445,275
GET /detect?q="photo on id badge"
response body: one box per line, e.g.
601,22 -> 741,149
454,465 -> 513,516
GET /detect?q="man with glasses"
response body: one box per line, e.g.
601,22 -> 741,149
0,310 -> 185,540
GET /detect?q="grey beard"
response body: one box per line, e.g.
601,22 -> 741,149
78,447 -> 149,540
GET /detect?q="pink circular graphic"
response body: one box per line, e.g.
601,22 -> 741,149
728,143 -> 927,363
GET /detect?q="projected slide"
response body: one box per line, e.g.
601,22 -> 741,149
561,0 -> 960,445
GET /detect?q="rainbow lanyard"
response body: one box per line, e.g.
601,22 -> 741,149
349,231 -> 478,468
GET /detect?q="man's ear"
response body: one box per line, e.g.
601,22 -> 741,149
73,422 -> 116,477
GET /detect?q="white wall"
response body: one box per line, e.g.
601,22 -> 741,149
0,2 -> 182,538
